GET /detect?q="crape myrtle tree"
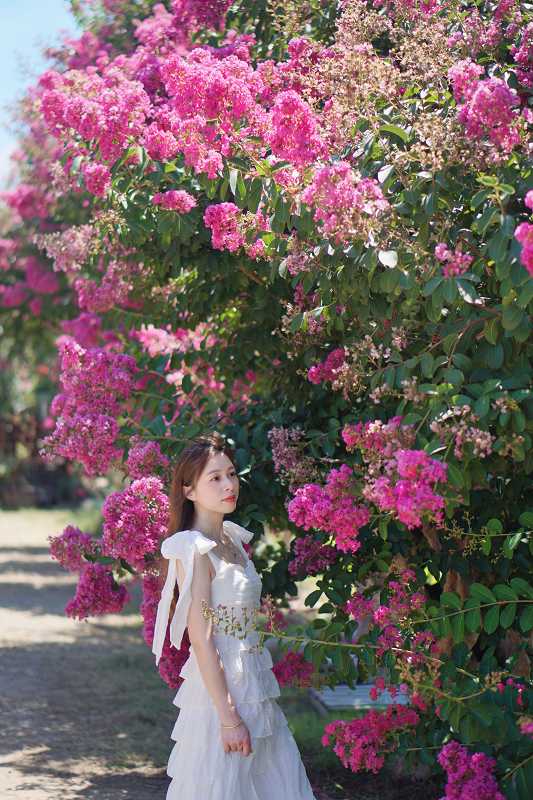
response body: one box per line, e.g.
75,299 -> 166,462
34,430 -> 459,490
1,0 -> 532,795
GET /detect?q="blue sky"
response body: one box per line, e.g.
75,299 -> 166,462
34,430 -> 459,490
0,0 -> 79,187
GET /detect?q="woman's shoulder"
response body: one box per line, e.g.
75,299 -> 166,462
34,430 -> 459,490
223,519 -> 255,544
160,529 -> 218,560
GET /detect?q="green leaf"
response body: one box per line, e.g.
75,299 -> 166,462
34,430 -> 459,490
474,395 -> 490,418
510,577 -> 533,599
451,611 -> 465,643
447,463 -> 464,488
441,591 -> 462,610
483,318 -> 500,345
305,589 -> 322,607
493,584 -> 518,602
486,344 -> 504,369
505,757 -> 533,800
502,305 -> 526,331
519,605 -> 533,633
441,367 -> 464,385
518,512 -> 533,528
470,583 -> 496,603
503,532 -> 523,558
420,353 -> 435,378
486,518 -> 503,535
483,605 -> 500,634
500,602 -> 517,628
443,279 -> 457,303
487,229 -> 509,262
464,599 -> 482,633
422,276 -> 443,297
379,123 -> 410,143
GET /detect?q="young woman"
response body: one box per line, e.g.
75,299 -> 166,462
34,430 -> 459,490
152,431 -> 317,799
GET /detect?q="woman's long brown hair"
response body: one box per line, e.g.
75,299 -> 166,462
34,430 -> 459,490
159,431 -> 237,614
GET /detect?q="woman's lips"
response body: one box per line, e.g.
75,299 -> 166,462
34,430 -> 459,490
223,495 -> 236,502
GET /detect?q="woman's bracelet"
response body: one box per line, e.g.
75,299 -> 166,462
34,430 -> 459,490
220,718 -> 243,728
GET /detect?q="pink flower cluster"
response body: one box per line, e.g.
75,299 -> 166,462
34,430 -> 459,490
301,162 -> 389,244
39,336 -> 139,476
203,202 -> 244,251
34,224 -> 96,275
363,449 -> 447,530
342,416 -> 446,530
322,704 -> 420,773
288,534 -> 338,577
434,243 -> 474,278
40,69 -> 151,163
65,563 -> 130,620
48,525 -> 98,571
267,425 -> 319,492
448,60 -> 521,153
171,0 -> 233,33
514,222 -> 533,276
152,189 -> 197,213
1,183 -> 51,221
342,416 -> 416,458
61,312 -> 103,348
101,476 -> 169,572
141,573 -> 191,688
134,322 -> 201,357
437,741 -> 504,800
82,161 -> 111,197
511,23 -> 533,89
307,347 -> 346,385
24,256 -> 60,294
0,237 -> 17,270
39,411 -> 123,476
126,437 -> 170,479
345,569 -> 431,662
272,650 -> 315,688
288,463 -> 371,553
72,258 -> 142,313
55,337 -> 138,417
265,90 -> 328,167
380,576 -> 425,617
430,405 -> 494,460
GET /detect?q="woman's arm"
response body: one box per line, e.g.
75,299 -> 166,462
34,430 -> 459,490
181,550 -> 239,722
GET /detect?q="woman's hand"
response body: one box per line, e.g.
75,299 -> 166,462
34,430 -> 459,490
220,718 -> 253,756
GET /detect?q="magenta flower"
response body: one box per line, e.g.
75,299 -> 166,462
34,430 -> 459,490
102,477 -> 170,571
438,741 -> 505,800
65,563 -> 130,620
126,437 -> 170,479
288,534 -> 337,576
152,189 -> 197,213
203,202 -> 244,251
272,650 -> 315,688
322,705 -> 420,774
514,222 -> 533,276
82,162 -> 111,197
48,525 -> 98,572
266,90 -> 328,167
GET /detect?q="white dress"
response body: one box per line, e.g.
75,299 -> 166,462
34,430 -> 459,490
152,519 -> 318,800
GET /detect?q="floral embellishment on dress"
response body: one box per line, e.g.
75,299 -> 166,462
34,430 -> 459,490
201,600 -> 266,653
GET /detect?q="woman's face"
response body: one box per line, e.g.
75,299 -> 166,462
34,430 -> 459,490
184,451 -> 239,514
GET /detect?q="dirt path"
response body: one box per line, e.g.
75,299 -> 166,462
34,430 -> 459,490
0,507 -> 333,800
0,507 -> 176,799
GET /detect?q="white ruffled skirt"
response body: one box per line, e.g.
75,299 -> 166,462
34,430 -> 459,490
166,633 -> 317,799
